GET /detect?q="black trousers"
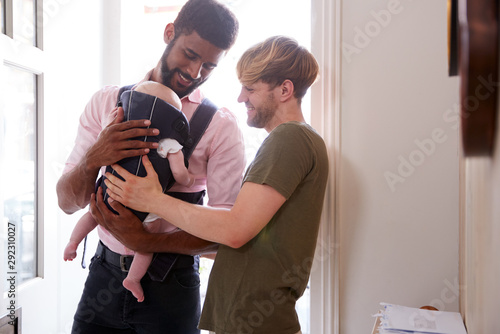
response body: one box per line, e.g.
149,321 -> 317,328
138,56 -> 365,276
71,243 -> 201,334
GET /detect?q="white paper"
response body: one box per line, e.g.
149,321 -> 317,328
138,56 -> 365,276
374,303 -> 467,334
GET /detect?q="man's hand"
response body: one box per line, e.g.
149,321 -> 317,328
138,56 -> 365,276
90,187 -> 149,251
104,155 -> 163,214
84,107 -> 160,171
56,107 -> 160,214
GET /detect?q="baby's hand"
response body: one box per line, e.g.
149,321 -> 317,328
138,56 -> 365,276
64,241 -> 79,261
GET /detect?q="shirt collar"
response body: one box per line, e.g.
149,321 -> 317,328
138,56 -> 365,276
183,88 -> 204,104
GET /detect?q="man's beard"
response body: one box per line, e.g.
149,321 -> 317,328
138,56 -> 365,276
159,45 -> 206,98
248,93 -> 278,129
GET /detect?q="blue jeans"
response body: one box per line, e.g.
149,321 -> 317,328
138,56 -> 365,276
71,246 -> 201,334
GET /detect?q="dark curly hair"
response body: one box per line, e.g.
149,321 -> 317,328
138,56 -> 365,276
173,0 -> 239,50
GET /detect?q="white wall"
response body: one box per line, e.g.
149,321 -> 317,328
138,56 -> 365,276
339,1 -> 460,333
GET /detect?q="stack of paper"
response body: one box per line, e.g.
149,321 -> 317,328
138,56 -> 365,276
373,303 -> 467,334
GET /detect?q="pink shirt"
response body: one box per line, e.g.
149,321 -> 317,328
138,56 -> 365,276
63,77 -> 246,255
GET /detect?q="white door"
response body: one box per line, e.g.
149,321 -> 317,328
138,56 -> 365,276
0,1 -> 59,333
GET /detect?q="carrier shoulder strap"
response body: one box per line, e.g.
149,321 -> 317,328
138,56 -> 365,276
149,100 -> 218,282
182,98 -> 218,160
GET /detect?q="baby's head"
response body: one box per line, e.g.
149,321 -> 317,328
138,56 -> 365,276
135,81 -> 182,110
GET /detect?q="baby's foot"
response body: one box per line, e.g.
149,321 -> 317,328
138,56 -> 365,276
123,277 -> 145,302
63,241 -> 79,261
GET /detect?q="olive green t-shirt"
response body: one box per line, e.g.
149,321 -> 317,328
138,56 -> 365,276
199,122 -> 329,334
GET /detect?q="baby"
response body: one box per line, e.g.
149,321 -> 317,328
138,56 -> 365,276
64,81 -> 194,302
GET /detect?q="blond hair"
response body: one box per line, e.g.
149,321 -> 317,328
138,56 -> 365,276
237,36 -> 319,102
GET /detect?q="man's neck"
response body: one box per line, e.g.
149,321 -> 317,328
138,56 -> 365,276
265,106 -> 305,133
149,66 -> 161,83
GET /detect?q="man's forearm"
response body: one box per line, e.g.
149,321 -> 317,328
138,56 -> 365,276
57,160 -> 100,214
90,187 -> 219,256
130,229 -> 219,255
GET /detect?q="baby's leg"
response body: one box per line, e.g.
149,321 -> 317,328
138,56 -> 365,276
123,252 -> 153,302
135,81 -> 182,110
64,212 -> 97,261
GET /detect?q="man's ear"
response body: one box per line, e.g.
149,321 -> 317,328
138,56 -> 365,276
164,23 -> 175,44
279,80 -> 295,102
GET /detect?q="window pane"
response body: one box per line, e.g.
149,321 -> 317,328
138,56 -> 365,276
1,64 -> 37,290
13,0 -> 35,45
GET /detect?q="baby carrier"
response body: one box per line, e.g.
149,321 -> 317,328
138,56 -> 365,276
99,87 -> 190,221
82,85 -> 218,277
97,85 -> 217,220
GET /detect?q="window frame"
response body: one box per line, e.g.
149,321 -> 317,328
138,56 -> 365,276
0,0 -> 44,306
309,0 -> 341,333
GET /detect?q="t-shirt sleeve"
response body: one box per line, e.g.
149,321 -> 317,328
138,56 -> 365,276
244,124 -> 313,200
